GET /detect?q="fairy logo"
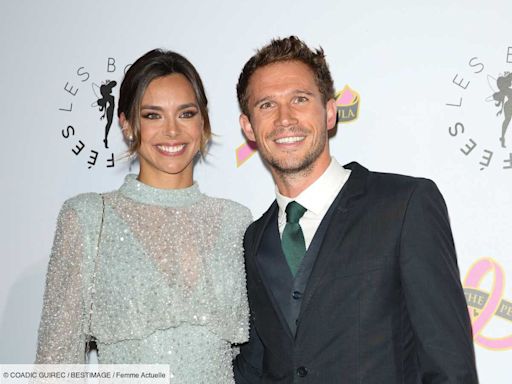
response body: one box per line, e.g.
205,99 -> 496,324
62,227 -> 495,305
488,72 -> 512,149
58,58 -> 129,169
446,47 -> 512,171
93,80 -> 118,150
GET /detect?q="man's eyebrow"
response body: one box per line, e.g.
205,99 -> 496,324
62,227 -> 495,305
252,96 -> 274,108
252,89 -> 316,108
294,89 -> 315,96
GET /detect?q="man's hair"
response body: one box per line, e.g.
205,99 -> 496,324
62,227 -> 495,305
236,36 -> 335,116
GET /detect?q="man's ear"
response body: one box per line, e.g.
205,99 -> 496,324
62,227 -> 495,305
326,98 -> 337,131
240,114 -> 256,142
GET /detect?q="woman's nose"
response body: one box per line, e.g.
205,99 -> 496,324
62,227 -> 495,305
163,119 -> 180,137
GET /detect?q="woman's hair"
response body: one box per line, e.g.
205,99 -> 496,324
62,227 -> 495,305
118,49 -> 211,155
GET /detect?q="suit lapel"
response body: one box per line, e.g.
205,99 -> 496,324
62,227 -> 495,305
248,202 -> 295,341
297,162 -> 369,322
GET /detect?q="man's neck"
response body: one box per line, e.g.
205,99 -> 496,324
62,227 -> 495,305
273,158 -> 331,198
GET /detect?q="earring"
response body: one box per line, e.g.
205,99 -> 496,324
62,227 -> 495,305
122,125 -> 134,143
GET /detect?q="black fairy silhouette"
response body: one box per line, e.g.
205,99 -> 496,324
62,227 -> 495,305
93,80 -> 117,149
489,72 -> 512,148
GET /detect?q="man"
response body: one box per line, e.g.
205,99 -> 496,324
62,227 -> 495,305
233,36 -> 478,383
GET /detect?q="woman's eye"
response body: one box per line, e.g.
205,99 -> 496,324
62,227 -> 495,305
180,110 -> 198,118
142,112 -> 160,120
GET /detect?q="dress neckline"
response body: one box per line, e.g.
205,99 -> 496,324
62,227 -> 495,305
118,174 -> 204,208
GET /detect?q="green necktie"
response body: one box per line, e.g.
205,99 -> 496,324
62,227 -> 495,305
281,201 -> 307,276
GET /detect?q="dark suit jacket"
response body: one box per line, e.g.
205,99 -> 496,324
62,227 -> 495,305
234,162 -> 478,384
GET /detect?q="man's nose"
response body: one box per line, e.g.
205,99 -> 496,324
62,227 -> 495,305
275,105 -> 298,127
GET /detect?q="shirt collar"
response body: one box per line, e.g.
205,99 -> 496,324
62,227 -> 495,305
275,157 -> 351,216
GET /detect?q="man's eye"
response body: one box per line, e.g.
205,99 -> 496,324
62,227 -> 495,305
180,110 -> 198,118
294,96 -> 308,103
259,102 -> 273,110
142,112 -> 160,120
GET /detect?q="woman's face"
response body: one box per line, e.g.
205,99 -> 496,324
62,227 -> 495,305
135,74 -> 203,189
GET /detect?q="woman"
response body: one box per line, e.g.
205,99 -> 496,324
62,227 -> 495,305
36,49 -> 251,383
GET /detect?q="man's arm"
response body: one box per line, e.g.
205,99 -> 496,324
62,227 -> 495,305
399,179 -> 478,383
234,315 -> 264,384
234,226 -> 264,384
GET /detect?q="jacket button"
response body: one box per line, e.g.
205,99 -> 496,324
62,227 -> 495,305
292,291 -> 302,300
297,366 -> 308,377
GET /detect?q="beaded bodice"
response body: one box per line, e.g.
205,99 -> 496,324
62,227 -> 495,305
36,175 -> 251,382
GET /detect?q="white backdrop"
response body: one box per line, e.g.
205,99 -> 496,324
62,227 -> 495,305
1,0 -> 511,381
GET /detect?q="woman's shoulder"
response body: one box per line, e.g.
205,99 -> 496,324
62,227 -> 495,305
58,192 -> 117,228
61,192 -> 104,213
203,195 -> 252,222
52,193 -> 107,243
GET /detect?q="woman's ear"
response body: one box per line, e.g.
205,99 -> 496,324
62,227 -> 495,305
120,113 -> 134,141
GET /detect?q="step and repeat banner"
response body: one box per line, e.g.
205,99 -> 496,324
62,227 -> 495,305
0,0 -> 510,381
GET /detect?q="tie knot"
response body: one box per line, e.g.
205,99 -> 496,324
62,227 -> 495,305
285,201 -> 307,223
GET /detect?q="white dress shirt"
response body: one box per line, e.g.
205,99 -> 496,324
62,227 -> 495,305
275,158 -> 351,249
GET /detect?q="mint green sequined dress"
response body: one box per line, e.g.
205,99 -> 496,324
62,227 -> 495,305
36,175 -> 251,383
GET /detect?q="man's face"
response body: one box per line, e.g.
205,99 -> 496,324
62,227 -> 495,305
240,60 -> 336,177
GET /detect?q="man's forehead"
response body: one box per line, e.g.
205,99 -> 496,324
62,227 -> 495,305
252,60 -> 313,79
247,61 -> 318,96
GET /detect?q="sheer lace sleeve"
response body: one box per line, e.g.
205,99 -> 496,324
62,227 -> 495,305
35,201 -> 88,363
222,203 -> 252,345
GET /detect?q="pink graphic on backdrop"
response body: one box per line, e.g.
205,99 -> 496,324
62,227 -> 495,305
464,258 -> 512,350
336,87 -> 355,105
236,141 -> 257,167
335,85 -> 360,123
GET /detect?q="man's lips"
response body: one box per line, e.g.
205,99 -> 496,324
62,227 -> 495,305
274,136 -> 306,144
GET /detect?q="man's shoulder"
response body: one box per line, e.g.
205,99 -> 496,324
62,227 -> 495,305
345,161 -> 439,201
346,161 -> 426,182
245,201 -> 277,236
368,169 -> 432,189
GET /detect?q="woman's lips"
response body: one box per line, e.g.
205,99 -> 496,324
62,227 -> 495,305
155,143 -> 187,155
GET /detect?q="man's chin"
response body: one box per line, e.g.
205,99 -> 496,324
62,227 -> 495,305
269,159 -> 315,176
